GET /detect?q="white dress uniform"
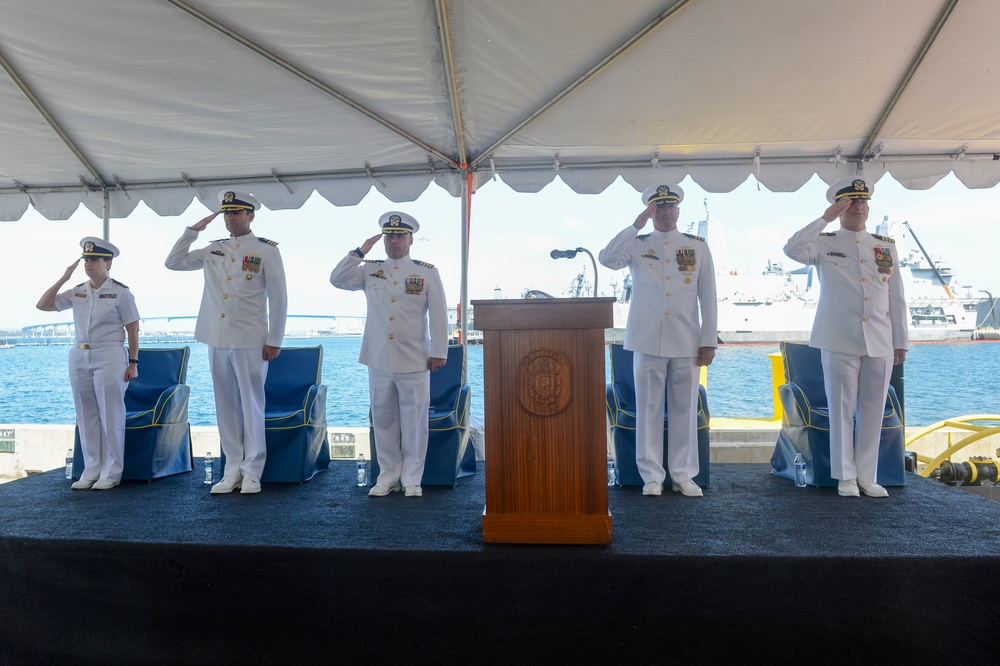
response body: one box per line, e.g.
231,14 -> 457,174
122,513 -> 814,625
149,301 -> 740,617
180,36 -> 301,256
330,219 -> 448,489
165,226 -> 287,481
599,203 -> 718,488
55,277 -> 139,484
783,177 -> 908,485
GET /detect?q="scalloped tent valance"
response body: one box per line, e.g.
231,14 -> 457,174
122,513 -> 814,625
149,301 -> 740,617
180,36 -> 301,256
3,0 -> 1000,220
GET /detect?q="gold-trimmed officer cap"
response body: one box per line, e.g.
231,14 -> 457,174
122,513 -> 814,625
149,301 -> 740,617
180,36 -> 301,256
218,189 -> 261,212
642,183 -> 684,206
79,236 -> 120,259
826,176 -> 875,204
378,211 -> 419,235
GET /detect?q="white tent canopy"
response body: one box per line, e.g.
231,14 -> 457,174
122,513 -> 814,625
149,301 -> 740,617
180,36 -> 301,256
3,0 -> 1000,221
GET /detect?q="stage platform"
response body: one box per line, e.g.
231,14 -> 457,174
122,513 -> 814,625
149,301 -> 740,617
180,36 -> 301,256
2,461 -> 999,663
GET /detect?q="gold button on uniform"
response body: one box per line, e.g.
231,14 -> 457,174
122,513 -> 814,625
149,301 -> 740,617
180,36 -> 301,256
666,292 -> 672,297
226,276 -> 232,281
223,295 -> 228,300
221,314 -> 226,318
389,335 -> 394,340
393,281 -> 398,286
389,316 -> 395,321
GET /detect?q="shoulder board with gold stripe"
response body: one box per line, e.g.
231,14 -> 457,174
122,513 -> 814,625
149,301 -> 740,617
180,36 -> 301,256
637,234 -> 651,240
74,282 -> 87,288
682,233 -> 705,242
363,259 -> 381,264
872,233 -> 895,243
414,260 -> 435,268
210,238 -> 230,244
819,232 -> 836,236
111,278 -> 129,289
257,237 -> 279,246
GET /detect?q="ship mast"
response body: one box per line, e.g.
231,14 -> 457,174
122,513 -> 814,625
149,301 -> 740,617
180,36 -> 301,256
902,220 -> 955,299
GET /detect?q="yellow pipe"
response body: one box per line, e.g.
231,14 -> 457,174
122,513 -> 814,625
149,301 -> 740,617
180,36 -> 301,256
917,427 -> 1000,477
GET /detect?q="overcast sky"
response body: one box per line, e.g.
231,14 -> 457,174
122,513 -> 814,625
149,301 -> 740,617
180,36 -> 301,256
4,171 -> 998,332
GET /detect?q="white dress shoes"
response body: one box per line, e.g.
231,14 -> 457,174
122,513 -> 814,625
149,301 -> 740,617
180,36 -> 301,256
368,484 -> 401,497
641,481 -> 662,496
210,474 -> 243,494
672,479 -> 704,497
71,478 -> 97,490
404,485 -> 422,497
240,474 -> 261,494
92,479 -> 118,490
837,479 -> 860,497
858,479 -> 889,498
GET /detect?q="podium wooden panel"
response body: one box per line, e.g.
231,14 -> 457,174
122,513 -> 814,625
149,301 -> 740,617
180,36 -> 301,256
472,298 -> 614,545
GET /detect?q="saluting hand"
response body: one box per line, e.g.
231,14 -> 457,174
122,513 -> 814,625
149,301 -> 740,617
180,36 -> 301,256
62,259 -> 81,281
359,233 -> 383,256
190,211 -> 220,232
822,199 -> 851,223
633,202 -> 656,230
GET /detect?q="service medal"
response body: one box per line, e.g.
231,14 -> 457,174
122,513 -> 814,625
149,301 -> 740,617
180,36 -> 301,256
676,247 -> 696,273
874,246 -> 894,275
243,254 -> 262,273
405,275 -> 425,295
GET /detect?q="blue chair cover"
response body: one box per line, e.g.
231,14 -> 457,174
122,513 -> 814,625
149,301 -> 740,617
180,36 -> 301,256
770,342 -> 906,487
370,345 -> 475,486
605,343 -> 711,487
72,347 -> 193,481
260,346 -> 330,483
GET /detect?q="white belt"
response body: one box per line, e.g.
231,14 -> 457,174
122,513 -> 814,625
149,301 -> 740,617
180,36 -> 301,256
77,342 -> 124,349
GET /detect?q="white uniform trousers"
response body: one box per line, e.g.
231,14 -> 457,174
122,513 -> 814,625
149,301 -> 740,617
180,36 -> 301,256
633,352 -> 700,485
69,346 -> 128,483
209,347 -> 269,479
368,367 -> 430,487
821,350 -> 893,483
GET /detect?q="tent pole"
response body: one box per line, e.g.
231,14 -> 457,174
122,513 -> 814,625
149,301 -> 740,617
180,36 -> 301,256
460,168 -> 471,385
103,188 -> 110,240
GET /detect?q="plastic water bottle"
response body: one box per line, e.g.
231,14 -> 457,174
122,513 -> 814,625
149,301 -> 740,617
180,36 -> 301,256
793,452 -> 807,488
356,453 -> 369,487
204,451 -> 213,485
64,448 -> 73,480
607,454 -> 616,487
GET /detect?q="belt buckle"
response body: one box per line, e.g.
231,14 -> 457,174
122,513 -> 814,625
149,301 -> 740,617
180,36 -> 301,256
80,343 -> 90,349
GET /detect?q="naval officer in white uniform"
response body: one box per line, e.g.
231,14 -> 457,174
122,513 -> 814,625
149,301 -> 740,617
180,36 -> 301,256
37,237 -> 140,490
330,212 -> 448,498
599,184 -> 718,497
783,176 -> 908,498
165,190 -> 287,495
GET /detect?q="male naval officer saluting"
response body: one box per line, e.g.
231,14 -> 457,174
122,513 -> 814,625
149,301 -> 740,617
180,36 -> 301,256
330,212 -> 449,499
165,189 -> 288,495
783,176 -> 908,498
37,237 -> 140,490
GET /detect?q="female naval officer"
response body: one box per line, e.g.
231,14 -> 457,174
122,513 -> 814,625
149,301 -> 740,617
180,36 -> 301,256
37,237 -> 140,490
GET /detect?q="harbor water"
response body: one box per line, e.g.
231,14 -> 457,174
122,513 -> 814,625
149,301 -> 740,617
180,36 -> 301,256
0,337 -> 997,427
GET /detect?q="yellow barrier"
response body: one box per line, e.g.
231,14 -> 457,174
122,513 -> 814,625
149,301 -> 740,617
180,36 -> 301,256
904,415 -> 1000,477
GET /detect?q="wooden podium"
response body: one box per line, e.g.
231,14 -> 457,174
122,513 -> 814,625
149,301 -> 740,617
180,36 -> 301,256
472,297 -> 614,545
